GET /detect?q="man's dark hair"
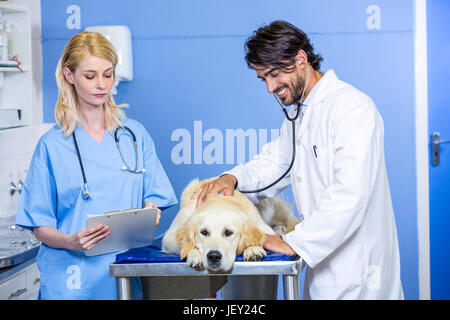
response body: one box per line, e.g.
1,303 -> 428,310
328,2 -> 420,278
245,20 -> 323,71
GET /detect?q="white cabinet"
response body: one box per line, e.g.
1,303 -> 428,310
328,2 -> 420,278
24,262 -> 40,299
0,269 -> 26,300
0,2 -> 32,129
0,262 -> 40,300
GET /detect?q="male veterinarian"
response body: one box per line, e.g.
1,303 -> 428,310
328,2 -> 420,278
196,20 -> 403,300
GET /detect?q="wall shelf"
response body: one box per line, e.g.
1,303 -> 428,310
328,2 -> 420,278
0,67 -> 27,72
0,3 -> 31,129
0,3 -> 27,13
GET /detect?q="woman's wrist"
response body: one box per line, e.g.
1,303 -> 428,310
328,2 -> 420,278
33,226 -> 73,250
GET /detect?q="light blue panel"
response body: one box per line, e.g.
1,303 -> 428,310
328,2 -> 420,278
42,40 -> 66,123
41,0 -> 418,299
42,0 -> 414,38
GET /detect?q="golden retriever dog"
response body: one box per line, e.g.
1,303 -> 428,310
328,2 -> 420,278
162,178 -> 299,272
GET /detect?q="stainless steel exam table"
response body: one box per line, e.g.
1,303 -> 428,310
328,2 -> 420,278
110,244 -> 305,300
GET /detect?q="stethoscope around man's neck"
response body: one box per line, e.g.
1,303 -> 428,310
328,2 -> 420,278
72,125 -> 145,200
240,61 -> 309,194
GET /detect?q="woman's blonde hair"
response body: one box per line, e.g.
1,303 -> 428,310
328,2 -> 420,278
55,31 -> 127,137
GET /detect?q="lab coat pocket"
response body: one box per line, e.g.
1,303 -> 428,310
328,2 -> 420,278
309,143 -> 330,191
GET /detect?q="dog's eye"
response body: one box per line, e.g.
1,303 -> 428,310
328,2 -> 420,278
200,229 -> 209,236
224,229 -> 234,237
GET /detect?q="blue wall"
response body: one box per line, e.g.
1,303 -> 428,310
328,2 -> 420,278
427,0 -> 450,299
41,0 -> 419,299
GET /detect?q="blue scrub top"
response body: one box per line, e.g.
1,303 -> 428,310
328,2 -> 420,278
15,118 -> 177,300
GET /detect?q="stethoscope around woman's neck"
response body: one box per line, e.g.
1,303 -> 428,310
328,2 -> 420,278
72,125 -> 145,200
240,62 -> 309,194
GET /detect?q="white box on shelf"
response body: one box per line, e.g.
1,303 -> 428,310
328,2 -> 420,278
0,108 -> 23,129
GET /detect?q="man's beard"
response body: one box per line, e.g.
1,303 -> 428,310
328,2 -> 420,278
282,74 -> 306,106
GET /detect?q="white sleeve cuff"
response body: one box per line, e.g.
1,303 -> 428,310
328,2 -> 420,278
282,232 -> 315,268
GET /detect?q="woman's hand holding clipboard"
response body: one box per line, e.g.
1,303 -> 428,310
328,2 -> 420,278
85,205 -> 159,256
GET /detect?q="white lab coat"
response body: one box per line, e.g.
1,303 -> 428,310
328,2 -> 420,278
224,70 -> 404,300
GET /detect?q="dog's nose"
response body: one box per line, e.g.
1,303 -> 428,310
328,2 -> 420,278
207,250 -> 222,263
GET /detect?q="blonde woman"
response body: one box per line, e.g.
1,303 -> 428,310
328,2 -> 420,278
15,32 -> 177,299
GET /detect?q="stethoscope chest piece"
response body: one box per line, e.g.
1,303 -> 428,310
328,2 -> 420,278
82,183 -> 91,200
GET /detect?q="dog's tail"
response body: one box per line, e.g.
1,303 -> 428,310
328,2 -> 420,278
274,197 -> 300,233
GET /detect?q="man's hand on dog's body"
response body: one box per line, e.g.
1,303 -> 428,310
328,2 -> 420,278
264,234 -> 296,256
195,175 -> 238,208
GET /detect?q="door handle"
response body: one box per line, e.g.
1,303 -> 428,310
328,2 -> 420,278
8,288 -> 28,299
8,180 -> 23,196
432,132 -> 450,165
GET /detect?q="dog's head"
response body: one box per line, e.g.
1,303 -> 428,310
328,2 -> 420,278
176,199 -> 265,272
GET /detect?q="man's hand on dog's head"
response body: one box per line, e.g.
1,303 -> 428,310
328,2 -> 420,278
195,175 -> 238,208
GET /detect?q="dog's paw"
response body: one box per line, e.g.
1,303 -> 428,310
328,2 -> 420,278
243,246 -> 267,262
187,249 -> 205,271
273,225 -> 287,236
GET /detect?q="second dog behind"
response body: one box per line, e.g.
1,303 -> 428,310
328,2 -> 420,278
162,178 -> 299,272
255,197 -> 300,236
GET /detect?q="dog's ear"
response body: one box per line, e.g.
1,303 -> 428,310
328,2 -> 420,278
176,222 -> 196,259
237,223 -> 266,255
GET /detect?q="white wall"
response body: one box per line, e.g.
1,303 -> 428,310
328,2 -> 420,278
414,0 -> 431,300
0,123 -> 54,218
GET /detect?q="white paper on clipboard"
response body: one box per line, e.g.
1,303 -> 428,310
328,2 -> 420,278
85,207 -> 157,256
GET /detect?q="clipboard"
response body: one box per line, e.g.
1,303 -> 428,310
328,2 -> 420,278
85,207 -> 157,256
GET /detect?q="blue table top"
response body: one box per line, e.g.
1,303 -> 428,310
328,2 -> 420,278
115,238 -> 296,264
